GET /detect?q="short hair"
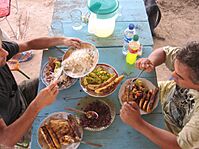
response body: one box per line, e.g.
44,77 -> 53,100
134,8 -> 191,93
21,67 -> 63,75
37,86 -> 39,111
176,41 -> 199,84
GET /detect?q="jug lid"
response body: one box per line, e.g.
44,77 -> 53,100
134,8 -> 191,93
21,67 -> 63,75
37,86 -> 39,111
87,0 -> 119,19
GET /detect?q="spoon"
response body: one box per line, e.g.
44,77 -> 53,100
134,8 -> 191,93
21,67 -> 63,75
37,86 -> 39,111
80,141 -> 102,147
65,107 -> 99,119
52,46 -> 76,82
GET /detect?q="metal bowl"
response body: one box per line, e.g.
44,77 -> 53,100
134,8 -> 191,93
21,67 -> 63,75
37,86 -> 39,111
37,112 -> 83,149
62,42 -> 99,78
41,59 -> 77,90
76,97 -> 116,131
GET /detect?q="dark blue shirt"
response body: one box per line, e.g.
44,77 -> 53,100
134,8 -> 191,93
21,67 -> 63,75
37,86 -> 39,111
0,41 -> 22,125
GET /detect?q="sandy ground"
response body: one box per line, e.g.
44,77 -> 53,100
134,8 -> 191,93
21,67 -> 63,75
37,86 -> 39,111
0,0 -> 199,83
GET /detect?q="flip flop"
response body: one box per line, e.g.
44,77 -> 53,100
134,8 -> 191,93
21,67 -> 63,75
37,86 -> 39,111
13,51 -> 33,63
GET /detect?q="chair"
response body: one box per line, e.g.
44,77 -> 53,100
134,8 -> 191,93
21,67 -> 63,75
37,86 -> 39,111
0,0 -> 17,39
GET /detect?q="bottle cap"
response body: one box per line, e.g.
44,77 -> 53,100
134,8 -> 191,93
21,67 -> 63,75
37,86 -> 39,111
129,24 -> 135,30
133,34 -> 139,41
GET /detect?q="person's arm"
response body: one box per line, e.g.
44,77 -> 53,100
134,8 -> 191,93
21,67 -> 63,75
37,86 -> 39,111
148,47 -> 166,66
0,82 -> 58,147
18,37 -> 81,52
120,102 -> 181,149
136,47 -> 166,72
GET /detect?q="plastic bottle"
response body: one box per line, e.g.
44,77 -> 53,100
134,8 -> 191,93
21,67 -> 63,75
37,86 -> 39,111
126,34 -> 141,65
122,23 -> 136,55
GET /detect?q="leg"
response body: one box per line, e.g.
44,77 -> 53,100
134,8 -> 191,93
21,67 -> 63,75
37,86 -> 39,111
18,78 -> 39,105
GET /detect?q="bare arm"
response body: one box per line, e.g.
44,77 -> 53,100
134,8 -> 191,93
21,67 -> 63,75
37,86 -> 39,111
148,47 -> 166,66
0,100 -> 40,146
136,47 -> 166,72
18,37 -> 81,52
0,82 -> 58,147
120,102 -> 181,149
135,119 -> 181,149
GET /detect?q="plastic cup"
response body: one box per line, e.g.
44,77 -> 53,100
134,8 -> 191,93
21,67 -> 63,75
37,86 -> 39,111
70,9 -> 83,30
51,21 -> 64,36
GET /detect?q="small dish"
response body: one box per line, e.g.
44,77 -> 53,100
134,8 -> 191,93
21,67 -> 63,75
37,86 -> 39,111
76,97 -> 116,131
80,63 -> 122,97
41,57 -> 77,90
38,112 -> 83,149
118,78 -> 159,115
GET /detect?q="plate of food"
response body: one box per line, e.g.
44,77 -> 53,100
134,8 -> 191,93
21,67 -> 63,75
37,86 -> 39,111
38,112 -> 83,149
76,97 -> 116,131
80,63 -> 124,97
41,57 -> 77,90
62,42 -> 99,78
118,78 -> 159,114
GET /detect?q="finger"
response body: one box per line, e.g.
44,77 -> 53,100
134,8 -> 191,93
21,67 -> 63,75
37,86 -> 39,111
124,101 -> 139,112
51,83 -> 58,92
125,102 -> 135,111
72,41 -> 81,48
135,59 -> 143,69
129,101 -> 140,111
123,103 -> 135,112
71,38 -> 81,42
49,81 -> 58,90
53,89 -> 59,95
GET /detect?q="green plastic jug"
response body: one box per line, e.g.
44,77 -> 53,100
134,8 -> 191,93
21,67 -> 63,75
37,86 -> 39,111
87,0 -> 119,37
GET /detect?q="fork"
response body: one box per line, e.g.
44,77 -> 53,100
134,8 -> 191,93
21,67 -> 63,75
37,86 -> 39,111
129,69 -> 145,91
132,69 -> 145,82
127,69 -> 145,103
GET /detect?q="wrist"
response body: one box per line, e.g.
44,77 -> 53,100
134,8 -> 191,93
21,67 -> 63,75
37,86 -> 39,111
131,118 -> 145,130
31,99 -> 43,113
62,37 -> 69,45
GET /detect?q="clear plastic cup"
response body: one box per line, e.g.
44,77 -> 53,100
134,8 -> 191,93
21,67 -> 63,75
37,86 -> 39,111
51,21 -> 64,36
70,9 -> 83,30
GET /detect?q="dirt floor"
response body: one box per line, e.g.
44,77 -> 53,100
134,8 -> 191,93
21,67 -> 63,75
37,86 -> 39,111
0,0 -> 199,83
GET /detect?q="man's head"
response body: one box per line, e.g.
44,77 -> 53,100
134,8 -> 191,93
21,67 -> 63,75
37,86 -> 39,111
0,29 -> 9,67
172,41 -> 199,90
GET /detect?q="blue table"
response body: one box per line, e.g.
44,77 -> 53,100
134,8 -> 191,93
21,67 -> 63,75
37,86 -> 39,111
31,0 -> 164,148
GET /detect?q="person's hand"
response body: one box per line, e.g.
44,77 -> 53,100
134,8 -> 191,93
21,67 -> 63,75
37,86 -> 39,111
34,81 -> 59,110
63,37 -> 82,48
135,58 -> 155,72
120,101 -> 143,129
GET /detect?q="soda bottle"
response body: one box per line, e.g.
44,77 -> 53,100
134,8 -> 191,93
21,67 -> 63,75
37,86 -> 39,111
126,34 -> 141,65
122,23 -> 136,55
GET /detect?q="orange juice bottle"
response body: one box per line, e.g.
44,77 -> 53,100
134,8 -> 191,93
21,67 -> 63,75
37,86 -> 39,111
126,35 -> 140,65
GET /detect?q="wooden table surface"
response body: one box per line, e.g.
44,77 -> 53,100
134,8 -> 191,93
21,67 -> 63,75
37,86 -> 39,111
31,0 -> 164,148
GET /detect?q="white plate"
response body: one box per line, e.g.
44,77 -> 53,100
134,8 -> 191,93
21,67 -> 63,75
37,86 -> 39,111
38,112 -> 83,149
118,78 -> 159,115
80,63 -> 119,97
41,60 -> 77,90
62,43 -> 99,78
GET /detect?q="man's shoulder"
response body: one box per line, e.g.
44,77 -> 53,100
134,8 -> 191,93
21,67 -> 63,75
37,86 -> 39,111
2,41 -> 19,60
163,46 -> 182,52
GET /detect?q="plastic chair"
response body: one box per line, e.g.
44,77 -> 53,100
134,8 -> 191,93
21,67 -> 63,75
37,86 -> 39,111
0,0 -> 17,39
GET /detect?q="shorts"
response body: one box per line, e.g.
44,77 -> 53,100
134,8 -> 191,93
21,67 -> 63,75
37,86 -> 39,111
18,78 -> 39,108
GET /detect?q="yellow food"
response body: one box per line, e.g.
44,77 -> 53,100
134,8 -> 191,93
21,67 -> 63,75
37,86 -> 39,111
82,66 -> 115,87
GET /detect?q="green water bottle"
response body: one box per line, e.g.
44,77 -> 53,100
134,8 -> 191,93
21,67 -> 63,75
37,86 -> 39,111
126,34 -> 140,65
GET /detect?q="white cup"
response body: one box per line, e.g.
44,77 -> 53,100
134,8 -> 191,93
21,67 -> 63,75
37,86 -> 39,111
70,9 -> 83,30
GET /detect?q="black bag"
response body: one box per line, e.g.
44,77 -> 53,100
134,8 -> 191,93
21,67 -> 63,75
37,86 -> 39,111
144,0 -> 161,36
